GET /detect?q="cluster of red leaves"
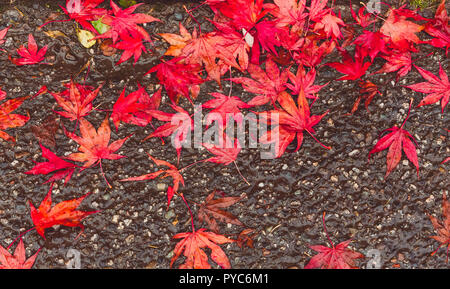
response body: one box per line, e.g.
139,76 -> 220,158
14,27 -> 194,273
1,0 -> 449,269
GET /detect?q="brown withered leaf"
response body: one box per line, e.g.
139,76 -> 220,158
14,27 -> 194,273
100,39 -> 117,57
30,114 -> 59,149
198,190 -> 244,233
236,228 -> 258,249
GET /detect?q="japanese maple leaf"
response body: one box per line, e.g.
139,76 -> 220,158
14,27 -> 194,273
170,228 -> 234,269
198,190 -> 244,233
350,2 -> 376,28
230,58 -> 288,106
145,57 -> 204,104
121,154 -> 184,208
352,30 -> 388,62
61,0 -> 107,34
307,0 -> 331,21
326,46 -> 372,81
113,32 -> 147,65
348,80 -> 382,114
250,20 -> 283,64
28,183 -> 99,239
111,86 -> 161,130
159,23 -> 192,57
93,0 -> 160,44
50,80 -> 103,122
424,0 -> 450,55
203,136 -> 241,166
0,95 -> 30,143
10,34 -> 47,65
25,143 -> 77,185
286,66 -> 327,99
0,26 -> 9,50
213,0 -> 268,31
380,8 -> 424,51
202,92 -> 251,129
375,51 -> 412,81
406,64 -> 449,113
313,12 -> 345,39
305,212 -> 364,269
260,90 -> 329,158
142,105 -> 193,162
429,192 -> 450,262
368,99 -> 419,178
0,239 -> 40,269
264,0 -> 308,32
65,116 -> 130,187
293,37 -> 336,68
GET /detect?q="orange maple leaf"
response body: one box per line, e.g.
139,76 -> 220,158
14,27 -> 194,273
0,96 -> 30,143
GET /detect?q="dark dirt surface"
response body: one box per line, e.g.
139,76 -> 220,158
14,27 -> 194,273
0,0 -> 448,269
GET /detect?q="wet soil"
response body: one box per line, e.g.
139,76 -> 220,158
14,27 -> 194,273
0,0 -> 448,269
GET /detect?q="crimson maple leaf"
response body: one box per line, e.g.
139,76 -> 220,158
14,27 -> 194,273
375,51 -> 412,81
264,0 -> 308,32
0,238 -> 40,269
93,0 -> 160,44
230,58 -> 288,106
0,95 -> 30,143
305,212 -> 364,269
29,183 -> 99,239
424,0 -> 450,55
429,192 -> 450,262
286,66 -> 327,99
406,64 -> 449,113
50,80 -> 103,122
203,135 -> 241,166
65,116 -> 130,187
111,85 -> 161,131
145,57 -> 204,104
352,30 -> 388,62
113,32 -> 147,65
212,0 -> 268,31
170,228 -> 234,269
350,2 -> 376,28
0,87 -> 5,101
121,154 -> 184,208
202,92 -> 250,129
10,34 -> 47,65
142,105 -> 193,162
25,143 -> 78,185
349,80 -> 381,114
326,46 -> 372,81
260,90 -> 329,158
313,11 -> 345,39
369,99 -> 419,178
61,0 -> 107,34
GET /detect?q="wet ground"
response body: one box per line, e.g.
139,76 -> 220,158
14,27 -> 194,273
0,0 -> 448,268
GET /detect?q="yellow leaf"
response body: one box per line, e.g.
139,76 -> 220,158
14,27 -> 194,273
76,29 -> 96,48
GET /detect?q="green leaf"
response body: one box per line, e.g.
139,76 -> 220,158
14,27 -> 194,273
92,19 -> 110,35
119,0 -> 137,8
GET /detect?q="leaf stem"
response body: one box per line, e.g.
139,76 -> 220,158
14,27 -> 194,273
322,212 -> 334,248
99,161 -> 112,189
234,161 -> 250,185
180,193 -> 195,233
6,227 -> 36,250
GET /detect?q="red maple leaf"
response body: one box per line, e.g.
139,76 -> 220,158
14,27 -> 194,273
65,116 -> 130,187
212,0 -> 268,31
29,183 -> 99,239
424,0 -> 450,55
369,99 -> 419,178
264,0 -> 308,32
121,154 -> 184,208
348,80 -> 382,114
61,0 -> 107,34
93,0 -> 160,44
406,64 -> 449,113
375,51 -> 413,81
313,11 -> 345,39
0,95 -> 30,143
25,143 -> 78,185
326,46 -> 372,81
10,34 -> 47,65
293,37 -> 336,68
352,30 -> 388,62
145,57 -> 204,104
142,105 -> 193,162
429,192 -> 450,262
170,228 -> 234,269
305,212 -> 364,269
50,80 -> 103,122
0,87 -> 5,101
203,135 -> 241,166
286,66 -> 327,99
350,2 -> 376,28
111,85 -> 161,130
0,238 -> 40,269
260,90 -> 329,158
230,58 -> 288,106
113,32 -> 148,65
202,92 -> 250,129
